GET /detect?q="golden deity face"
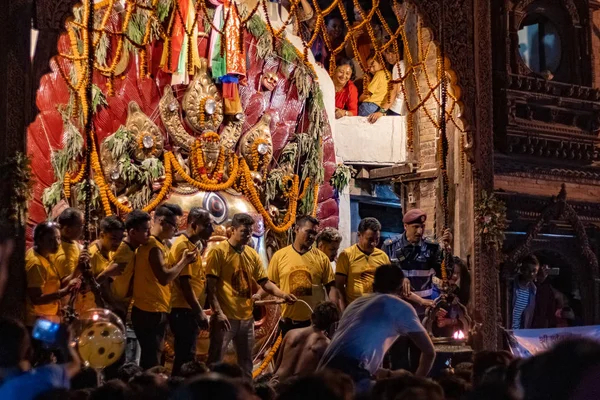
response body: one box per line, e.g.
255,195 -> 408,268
166,189 -> 269,267
261,72 -> 279,92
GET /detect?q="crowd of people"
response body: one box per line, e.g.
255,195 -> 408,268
0,202 -> 598,399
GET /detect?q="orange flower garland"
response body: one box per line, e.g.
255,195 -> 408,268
311,183 -> 319,217
239,159 -> 302,234
198,97 -> 220,127
252,333 -> 283,378
250,138 -> 269,171
167,151 -> 239,192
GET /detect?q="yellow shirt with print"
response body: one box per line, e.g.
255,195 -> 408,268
73,242 -> 111,315
169,235 -> 206,310
205,241 -> 267,321
132,236 -> 171,313
268,245 -> 335,321
52,241 -> 81,280
25,248 -> 61,326
110,241 -> 137,303
336,244 -> 390,304
364,70 -> 389,106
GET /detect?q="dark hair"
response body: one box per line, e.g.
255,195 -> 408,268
373,264 -> 404,294
335,58 -> 356,80
358,217 -> 382,234
57,207 -> 83,227
277,374 -> 343,400
436,375 -> 471,400
125,210 -> 151,231
311,301 -> 340,331
154,203 -> 183,220
33,221 -> 59,246
209,362 -> 244,378
180,360 -> 210,378
171,374 -> 241,400
90,379 -> 129,400
255,381 -> 276,400
0,317 -> 29,367
472,351 -> 513,388
296,215 -> 319,228
316,228 -> 342,246
519,255 -> 539,271
99,215 -> 125,233
452,257 -> 471,305
71,367 -> 99,390
116,362 -> 143,382
187,207 -> 212,225
519,338 -> 600,400
231,213 -> 255,229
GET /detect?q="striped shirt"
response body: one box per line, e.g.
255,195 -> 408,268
512,287 -> 530,329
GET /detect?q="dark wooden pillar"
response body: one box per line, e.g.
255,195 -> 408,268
0,0 -> 34,319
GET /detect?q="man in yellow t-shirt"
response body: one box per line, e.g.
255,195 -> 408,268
131,204 -> 198,370
52,208 -> 86,285
206,213 -> 296,379
335,217 -> 391,311
25,222 -> 79,326
268,216 -> 340,336
74,216 -> 125,315
168,207 -> 213,376
103,210 -> 152,319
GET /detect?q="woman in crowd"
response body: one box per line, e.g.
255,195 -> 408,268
332,59 -> 358,118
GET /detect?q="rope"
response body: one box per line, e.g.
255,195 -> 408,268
438,0 -> 451,282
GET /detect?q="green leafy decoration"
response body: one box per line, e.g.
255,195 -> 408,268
92,84 -> 108,113
474,190 -> 508,251
330,164 -> 356,192
157,0 -> 173,22
75,180 -> 101,212
42,182 -> 63,214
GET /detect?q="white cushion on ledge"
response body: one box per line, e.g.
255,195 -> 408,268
333,116 -> 407,166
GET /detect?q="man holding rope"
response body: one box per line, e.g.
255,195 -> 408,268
268,216 -> 341,337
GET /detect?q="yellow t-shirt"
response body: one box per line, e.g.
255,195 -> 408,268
336,244 -> 391,304
73,242 -> 111,315
169,235 -> 206,310
268,245 -> 335,321
110,241 -> 137,303
205,240 -> 267,321
52,240 -> 81,279
25,248 -> 61,326
364,70 -> 389,106
132,236 -> 171,313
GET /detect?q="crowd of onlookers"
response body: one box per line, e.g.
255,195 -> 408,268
2,314 -> 600,400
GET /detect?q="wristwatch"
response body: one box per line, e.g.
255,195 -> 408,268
379,108 -> 388,114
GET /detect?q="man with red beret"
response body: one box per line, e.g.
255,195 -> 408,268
382,208 -> 452,372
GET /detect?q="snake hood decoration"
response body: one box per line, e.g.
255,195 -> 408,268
27,3 -> 340,245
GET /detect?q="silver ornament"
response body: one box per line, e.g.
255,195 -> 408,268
142,135 -> 154,149
204,98 -> 217,115
257,143 -> 269,155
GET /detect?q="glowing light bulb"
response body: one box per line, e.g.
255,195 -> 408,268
453,330 -> 465,340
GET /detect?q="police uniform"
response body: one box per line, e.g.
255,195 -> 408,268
383,210 -> 443,314
383,209 -> 445,372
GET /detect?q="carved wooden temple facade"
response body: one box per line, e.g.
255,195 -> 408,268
1,0 -> 599,351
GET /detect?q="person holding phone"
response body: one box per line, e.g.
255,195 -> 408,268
0,317 -> 81,400
131,204 -> 199,370
168,207 -> 213,376
25,222 -> 80,327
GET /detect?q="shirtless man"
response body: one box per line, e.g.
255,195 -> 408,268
274,301 -> 340,380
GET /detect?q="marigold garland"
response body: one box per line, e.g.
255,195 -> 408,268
252,333 -> 282,378
311,183 -> 319,217
167,151 -> 239,192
